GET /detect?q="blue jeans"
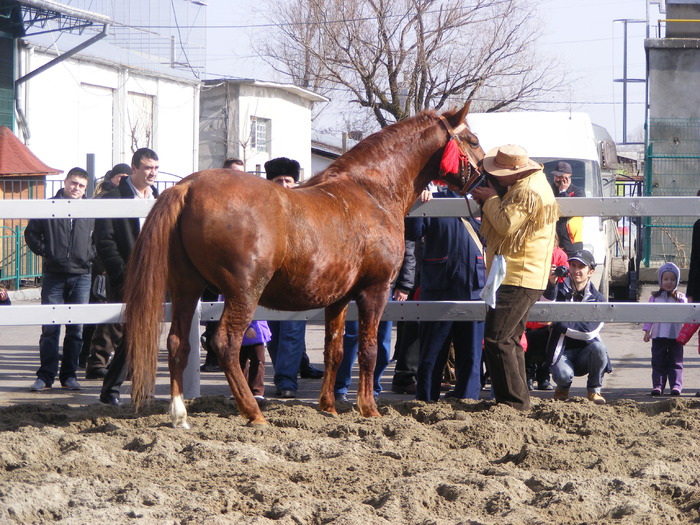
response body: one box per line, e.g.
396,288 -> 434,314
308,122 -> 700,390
267,320 -> 306,392
37,272 -> 91,386
550,340 -> 608,393
334,320 -> 392,396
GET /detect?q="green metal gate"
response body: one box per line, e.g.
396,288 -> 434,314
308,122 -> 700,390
644,118 -> 700,267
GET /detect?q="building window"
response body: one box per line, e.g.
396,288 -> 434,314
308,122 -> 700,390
250,117 -> 270,153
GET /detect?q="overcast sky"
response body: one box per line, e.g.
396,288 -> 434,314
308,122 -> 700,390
201,0 -> 659,143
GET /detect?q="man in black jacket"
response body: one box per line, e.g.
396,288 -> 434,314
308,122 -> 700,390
25,167 -> 95,392
96,148 -> 159,405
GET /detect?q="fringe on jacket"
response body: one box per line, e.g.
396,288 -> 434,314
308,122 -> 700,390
480,184 -> 560,256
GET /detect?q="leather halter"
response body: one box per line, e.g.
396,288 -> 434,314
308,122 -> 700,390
438,116 -> 482,195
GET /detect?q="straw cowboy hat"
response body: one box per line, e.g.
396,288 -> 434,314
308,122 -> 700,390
482,144 -> 542,177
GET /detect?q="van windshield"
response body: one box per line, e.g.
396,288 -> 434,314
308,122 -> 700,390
533,158 -> 601,198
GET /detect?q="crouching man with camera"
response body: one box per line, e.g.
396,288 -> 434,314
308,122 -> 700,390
544,250 -> 611,405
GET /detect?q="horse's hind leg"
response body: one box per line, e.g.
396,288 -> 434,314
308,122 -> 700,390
214,303 -> 267,426
167,287 -> 203,429
166,239 -> 207,428
356,287 -> 388,418
319,302 -> 349,415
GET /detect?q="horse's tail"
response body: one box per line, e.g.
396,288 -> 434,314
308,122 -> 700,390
124,181 -> 191,409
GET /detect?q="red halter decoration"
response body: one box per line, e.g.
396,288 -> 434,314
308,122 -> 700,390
436,116 -> 482,194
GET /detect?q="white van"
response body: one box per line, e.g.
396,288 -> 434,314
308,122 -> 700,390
467,111 -> 617,296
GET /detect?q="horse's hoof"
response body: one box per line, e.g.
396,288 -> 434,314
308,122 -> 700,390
172,420 -> 191,429
359,408 -> 381,418
247,419 -> 268,427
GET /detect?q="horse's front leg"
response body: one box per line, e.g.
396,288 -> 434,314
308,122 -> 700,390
217,308 -> 267,426
319,303 -> 349,415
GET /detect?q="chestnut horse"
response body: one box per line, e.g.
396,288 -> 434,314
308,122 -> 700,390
124,103 -> 483,427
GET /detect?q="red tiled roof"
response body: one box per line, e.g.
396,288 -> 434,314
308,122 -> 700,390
0,126 -> 62,177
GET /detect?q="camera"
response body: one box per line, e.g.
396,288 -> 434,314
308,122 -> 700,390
553,265 -> 569,278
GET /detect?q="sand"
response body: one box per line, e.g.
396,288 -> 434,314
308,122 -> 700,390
2,394 -> 700,524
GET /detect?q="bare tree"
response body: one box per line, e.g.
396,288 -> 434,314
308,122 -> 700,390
254,0 -> 566,130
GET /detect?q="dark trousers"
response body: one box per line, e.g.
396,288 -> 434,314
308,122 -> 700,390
416,320 -> 484,401
392,321 -> 420,387
101,284 -> 126,399
241,343 -> 266,397
483,285 -> 543,411
525,327 -> 551,384
651,337 -> 684,392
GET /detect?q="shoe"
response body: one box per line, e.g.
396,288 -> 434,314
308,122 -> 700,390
85,368 -> 108,380
553,387 -> 569,401
335,393 -> 349,402
440,382 -> 452,392
61,377 -> 82,390
671,389 -> 681,396
527,379 -> 534,391
444,390 -> 464,400
391,382 -> 417,395
200,363 -> 221,372
587,392 -> 606,405
99,393 -> 121,406
277,389 -> 296,399
299,365 -> 324,379
651,388 -> 662,397
253,395 -> 267,406
537,380 -> 554,391
30,378 -> 51,391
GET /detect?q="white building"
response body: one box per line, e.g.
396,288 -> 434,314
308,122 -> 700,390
14,32 -> 200,185
199,79 -> 328,179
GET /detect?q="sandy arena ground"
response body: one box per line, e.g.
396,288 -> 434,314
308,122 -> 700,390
2,294 -> 700,524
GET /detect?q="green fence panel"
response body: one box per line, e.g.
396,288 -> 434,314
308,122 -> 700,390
644,119 -> 700,267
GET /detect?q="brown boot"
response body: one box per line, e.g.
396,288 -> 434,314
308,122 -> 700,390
553,387 -> 569,401
587,392 -> 606,405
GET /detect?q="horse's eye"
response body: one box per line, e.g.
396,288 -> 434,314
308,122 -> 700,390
468,135 -> 479,147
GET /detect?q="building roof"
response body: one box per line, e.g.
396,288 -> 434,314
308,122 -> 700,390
0,126 -> 62,177
203,78 -> 329,103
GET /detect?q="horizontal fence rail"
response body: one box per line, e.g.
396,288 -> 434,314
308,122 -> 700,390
2,196 -> 700,219
2,301 -> 700,327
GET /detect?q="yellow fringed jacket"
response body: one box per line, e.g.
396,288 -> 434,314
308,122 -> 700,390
481,169 -> 559,291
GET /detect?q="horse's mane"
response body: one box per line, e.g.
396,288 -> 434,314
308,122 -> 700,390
305,108 -> 451,186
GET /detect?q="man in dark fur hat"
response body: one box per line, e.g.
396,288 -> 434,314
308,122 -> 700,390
264,157 -> 324,398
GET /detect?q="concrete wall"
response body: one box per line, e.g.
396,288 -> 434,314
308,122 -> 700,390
647,38 -> 700,121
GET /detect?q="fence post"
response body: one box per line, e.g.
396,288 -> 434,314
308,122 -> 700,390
14,225 -> 21,291
183,300 -> 201,398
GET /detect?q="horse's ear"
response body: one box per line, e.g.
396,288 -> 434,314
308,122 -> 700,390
456,101 -> 471,123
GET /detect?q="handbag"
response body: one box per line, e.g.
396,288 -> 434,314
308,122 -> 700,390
92,273 -> 108,301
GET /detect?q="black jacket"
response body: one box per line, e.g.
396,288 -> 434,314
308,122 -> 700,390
95,179 -> 158,294
24,188 -> 95,275
544,278 -> 610,371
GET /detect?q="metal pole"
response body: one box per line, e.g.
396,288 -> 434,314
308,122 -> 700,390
86,153 -> 95,198
183,300 -> 201,398
14,225 -> 21,291
622,20 -> 629,144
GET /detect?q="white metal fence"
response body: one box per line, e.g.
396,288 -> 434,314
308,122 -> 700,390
3,195 -> 700,326
3,195 -> 699,397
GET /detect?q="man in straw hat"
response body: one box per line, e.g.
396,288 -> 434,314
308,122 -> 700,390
471,144 -> 559,410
